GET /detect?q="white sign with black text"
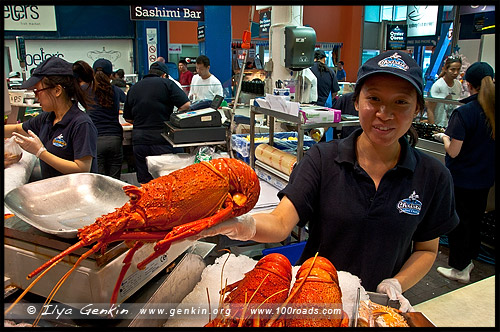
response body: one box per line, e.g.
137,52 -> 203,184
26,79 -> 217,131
4,5 -> 57,31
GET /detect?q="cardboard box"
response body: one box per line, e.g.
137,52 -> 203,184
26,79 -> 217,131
300,108 -> 341,124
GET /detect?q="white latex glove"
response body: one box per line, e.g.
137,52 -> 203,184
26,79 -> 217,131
432,132 -> 448,143
192,214 -> 256,242
376,278 -> 415,313
12,130 -> 46,158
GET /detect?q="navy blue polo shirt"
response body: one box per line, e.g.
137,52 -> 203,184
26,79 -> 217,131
279,128 -> 459,291
86,85 -> 125,138
123,75 -> 189,145
22,102 -> 98,179
310,62 -> 340,106
444,94 -> 495,189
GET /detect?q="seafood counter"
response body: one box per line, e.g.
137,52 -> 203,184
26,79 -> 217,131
4,157 -> 434,327
160,252 -> 430,328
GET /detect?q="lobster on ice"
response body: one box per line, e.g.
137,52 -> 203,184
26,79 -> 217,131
206,253 -> 350,327
5,158 -> 260,319
205,253 -> 293,327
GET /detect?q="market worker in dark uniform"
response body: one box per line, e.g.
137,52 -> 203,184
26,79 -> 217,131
310,50 -> 340,106
86,58 -> 126,180
434,62 -> 495,283
123,61 -> 190,184
5,56 -> 98,179
194,51 -> 459,312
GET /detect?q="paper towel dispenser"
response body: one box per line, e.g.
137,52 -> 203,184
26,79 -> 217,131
283,26 -> 317,70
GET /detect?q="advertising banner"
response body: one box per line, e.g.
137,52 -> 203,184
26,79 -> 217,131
130,6 -> 204,21
407,6 -> 439,37
386,25 -> 407,50
259,10 -> 271,36
5,39 -> 134,76
4,5 -> 57,31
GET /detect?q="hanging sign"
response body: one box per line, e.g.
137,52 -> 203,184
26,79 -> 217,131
130,6 -> 204,21
386,25 -> 407,50
259,10 -> 271,36
406,6 -> 439,37
4,5 -> 57,31
197,26 -> 205,41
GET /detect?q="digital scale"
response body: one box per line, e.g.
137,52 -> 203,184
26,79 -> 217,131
4,216 -> 193,309
165,95 -> 227,144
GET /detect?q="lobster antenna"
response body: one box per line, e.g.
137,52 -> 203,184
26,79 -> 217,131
206,287 -> 212,322
32,242 -> 101,326
27,240 -> 86,279
265,252 -> 320,327
238,273 -> 270,327
238,273 -> 269,327
4,257 -> 64,315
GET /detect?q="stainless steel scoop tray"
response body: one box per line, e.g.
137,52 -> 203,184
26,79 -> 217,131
4,173 -> 131,238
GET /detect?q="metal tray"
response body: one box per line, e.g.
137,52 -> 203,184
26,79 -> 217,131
4,173 -> 131,238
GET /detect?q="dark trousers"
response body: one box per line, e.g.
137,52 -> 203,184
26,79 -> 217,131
97,136 -> 123,180
133,144 -> 183,184
447,186 -> 490,270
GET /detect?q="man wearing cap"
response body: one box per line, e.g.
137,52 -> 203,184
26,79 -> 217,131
190,51 -> 459,313
123,61 -> 190,184
4,56 -> 98,179
310,50 -> 340,107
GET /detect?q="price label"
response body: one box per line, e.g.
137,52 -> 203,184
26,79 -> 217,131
9,91 -> 24,104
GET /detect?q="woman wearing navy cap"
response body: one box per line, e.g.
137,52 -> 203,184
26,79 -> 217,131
434,62 -> 495,283
191,51 -> 459,312
4,56 -> 98,179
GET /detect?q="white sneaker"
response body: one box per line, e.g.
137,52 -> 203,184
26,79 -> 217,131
437,262 -> 474,283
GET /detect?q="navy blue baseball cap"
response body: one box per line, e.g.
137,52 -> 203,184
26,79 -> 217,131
356,50 -> 423,96
93,58 -> 113,75
464,62 -> 494,88
149,61 -> 169,75
21,56 -> 74,89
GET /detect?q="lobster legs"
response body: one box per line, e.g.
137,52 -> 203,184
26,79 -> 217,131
137,196 -> 235,270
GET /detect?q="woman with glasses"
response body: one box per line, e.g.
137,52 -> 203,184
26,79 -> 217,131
426,55 -> 463,127
4,56 -> 98,180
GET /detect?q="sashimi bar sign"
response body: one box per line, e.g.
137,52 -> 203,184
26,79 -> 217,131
130,6 -> 204,21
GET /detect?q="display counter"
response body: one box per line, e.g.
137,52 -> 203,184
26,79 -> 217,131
413,276 -> 495,327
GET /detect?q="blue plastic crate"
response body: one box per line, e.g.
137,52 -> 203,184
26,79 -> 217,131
262,241 -> 307,266
231,132 -> 316,158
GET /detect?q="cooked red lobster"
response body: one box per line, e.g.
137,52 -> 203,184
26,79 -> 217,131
6,158 -> 260,318
266,255 -> 350,327
205,253 -> 292,327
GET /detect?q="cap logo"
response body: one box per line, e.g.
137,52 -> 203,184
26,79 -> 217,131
378,53 -> 409,72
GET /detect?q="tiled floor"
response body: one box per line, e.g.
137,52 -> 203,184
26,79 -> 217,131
405,243 -> 495,305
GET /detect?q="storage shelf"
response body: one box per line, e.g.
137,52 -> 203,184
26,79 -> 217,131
249,105 -> 360,168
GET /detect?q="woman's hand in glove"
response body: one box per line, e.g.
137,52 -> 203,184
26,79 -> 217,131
376,278 -> 415,312
12,130 -> 46,157
432,132 -> 449,143
191,214 -> 256,242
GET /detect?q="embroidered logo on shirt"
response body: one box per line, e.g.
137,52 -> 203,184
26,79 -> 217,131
52,134 -> 67,148
397,191 -> 422,215
378,53 -> 409,72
